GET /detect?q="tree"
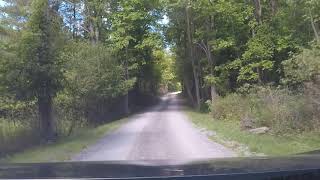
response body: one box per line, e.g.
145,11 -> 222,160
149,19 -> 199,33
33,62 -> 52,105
59,41 -> 135,124
165,0 -> 201,108
165,0 -> 320,107
108,0 -> 163,113
305,0 -> 320,43
166,0 -> 251,106
185,1 -> 201,110
282,44 -> 320,86
3,0 -> 64,141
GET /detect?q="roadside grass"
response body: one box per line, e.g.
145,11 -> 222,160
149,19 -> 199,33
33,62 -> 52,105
0,118 -> 127,163
185,108 -> 320,156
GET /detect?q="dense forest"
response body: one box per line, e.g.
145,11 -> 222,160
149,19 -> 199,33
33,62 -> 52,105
0,0 -> 320,156
0,0 -> 178,155
166,0 -> 320,135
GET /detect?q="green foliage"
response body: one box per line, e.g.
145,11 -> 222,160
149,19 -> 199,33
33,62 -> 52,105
0,0 -> 167,155
0,95 -> 39,156
167,0 -> 319,104
237,25 -> 275,83
1,0 -> 320,157
211,86 -> 318,134
1,0 -> 64,101
0,118 -> 39,157
187,109 -> 320,156
282,44 -> 320,86
55,41 -> 136,125
204,75 -> 219,86
156,51 -> 180,92
1,118 -> 127,163
62,41 -> 135,99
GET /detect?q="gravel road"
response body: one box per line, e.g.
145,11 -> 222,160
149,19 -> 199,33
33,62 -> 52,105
73,93 -> 235,161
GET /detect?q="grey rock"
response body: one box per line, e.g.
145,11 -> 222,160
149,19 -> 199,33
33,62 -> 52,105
248,127 -> 270,134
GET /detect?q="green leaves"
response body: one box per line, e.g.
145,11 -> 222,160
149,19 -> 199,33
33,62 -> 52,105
62,41 -> 135,99
238,60 -> 274,82
214,38 -> 235,51
1,0 -> 64,101
204,75 -> 219,86
282,44 -> 320,86
166,0 -> 320,101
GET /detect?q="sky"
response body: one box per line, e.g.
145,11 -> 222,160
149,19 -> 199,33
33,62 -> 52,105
161,15 -> 169,25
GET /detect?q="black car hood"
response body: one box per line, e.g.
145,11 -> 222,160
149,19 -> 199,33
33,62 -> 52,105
1,155 -> 320,179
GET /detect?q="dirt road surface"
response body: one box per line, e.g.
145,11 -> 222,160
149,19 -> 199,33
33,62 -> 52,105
73,93 -> 235,161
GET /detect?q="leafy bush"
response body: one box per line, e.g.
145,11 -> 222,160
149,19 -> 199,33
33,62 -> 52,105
199,100 -> 211,113
0,96 -> 40,156
211,86 -> 318,134
0,118 -> 40,156
61,41 -> 135,99
55,41 -> 136,126
282,44 -> 320,86
211,94 -> 248,121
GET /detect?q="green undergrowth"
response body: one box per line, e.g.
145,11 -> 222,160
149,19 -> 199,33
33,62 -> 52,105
185,108 -> 320,156
0,118 -> 126,163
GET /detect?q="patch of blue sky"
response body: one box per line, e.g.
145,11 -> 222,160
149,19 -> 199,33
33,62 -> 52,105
58,1 -> 84,34
0,0 -> 8,19
160,15 -> 169,25
0,0 -> 7,6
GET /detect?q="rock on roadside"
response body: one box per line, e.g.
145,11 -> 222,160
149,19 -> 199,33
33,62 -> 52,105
248,127 -> 270,134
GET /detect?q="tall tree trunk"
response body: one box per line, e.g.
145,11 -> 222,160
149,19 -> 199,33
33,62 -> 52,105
206,44 -> 218,102
72,0 -> 76,39
124,47 -> 129,115
38,95 -> 55,141
183,76 -> 195,105
257,67 -> 263,83
186,3 -> 201,110
37,3 -> 56,142
84,1 -> 97,44
95,20 -> 100,42
309,9 -> 320,43
88,21 -> 96,43
252,0 -> 262,24
252,0 -> 264,82
270,0 -> 277,16
206,16 -> 218,103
